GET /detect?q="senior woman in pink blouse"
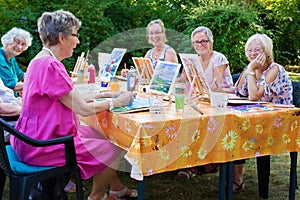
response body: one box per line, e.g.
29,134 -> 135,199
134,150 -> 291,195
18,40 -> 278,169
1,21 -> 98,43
11,10 -> 137,200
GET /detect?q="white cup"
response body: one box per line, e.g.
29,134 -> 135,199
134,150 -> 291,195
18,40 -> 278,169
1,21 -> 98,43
210,92 -> 229,108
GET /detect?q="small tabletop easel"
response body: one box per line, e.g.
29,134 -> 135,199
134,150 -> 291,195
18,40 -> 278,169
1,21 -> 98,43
179,53 -> 211,99
132,57 -> 154,84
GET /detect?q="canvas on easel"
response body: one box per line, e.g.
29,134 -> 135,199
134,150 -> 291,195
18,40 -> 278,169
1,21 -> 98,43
179,53 -> 211,98
97,52 -> 111,81
132,57 -> 154,84
98,52 -> 111,72
98,48 -> 127,83
149,61 -> 181,96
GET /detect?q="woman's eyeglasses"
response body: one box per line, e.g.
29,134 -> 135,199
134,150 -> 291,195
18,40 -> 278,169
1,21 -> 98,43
193,40 -> 210,46
246,48 -> 263,54
71,33 -> 80,38
149,31 -> 163,35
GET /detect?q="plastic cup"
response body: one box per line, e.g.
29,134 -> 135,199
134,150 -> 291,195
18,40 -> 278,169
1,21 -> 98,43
174,83 -> 186,112
149,93 -> 163,115
110,77 -> 120,92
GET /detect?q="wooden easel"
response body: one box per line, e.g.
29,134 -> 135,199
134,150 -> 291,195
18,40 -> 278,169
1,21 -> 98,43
179,53 -> 211,99
132,57 -> 154,84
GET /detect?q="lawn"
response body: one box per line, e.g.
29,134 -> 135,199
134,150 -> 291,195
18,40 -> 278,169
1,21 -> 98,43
3,154 -> 300,200
289,72 -> 300,82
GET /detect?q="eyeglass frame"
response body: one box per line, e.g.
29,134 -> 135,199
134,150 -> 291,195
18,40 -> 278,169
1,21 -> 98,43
70,33 -> 80,38
246,48 -> 263,54
192,40 -> 210,46
149,31 -> 164,36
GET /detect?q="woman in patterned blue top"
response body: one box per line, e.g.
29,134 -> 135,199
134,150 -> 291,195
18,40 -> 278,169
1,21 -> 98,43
144,19 -> 178,68
0,27 -> 32,96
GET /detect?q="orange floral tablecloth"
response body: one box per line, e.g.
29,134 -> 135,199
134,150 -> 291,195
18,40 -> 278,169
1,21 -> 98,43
80,101 -> 300,180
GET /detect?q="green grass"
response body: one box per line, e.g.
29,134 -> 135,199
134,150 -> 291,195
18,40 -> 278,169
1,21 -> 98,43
288,72 -> 300,82
3,154 -> 300,199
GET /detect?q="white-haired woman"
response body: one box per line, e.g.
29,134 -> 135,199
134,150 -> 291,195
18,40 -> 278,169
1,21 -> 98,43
0,27 -> 32,96
177,26 -> 234,92
235,33 -> 293,199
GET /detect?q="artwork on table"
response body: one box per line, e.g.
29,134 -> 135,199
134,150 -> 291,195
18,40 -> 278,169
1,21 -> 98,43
99,48 -> 127,83
228,104 -> 278,113
97,97 -> 150,113
149,61 -> 181,95
132,57 -> 154,84
179,53 -> 211,97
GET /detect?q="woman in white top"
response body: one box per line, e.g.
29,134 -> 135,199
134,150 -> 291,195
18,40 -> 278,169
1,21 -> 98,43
177,26 -> 234,93
176,26 -> 235,181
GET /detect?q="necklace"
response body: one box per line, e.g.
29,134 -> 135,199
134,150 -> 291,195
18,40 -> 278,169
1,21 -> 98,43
42,47 -> 57,60
154,47 -> 163,60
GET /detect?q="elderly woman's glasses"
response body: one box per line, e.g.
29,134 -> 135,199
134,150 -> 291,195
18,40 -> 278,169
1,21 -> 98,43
193,40 -> 210,46
246,48 -> 263,54
71,33 -> 80,38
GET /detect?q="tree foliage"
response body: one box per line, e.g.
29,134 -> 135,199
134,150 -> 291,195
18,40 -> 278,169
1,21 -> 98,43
0,0 -> 298,74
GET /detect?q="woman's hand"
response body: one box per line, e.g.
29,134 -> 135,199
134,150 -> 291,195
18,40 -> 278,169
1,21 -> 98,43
248,53 -> 266,71
112,92 -> 136,108
210,78 -> 218,92
121,69 -> 129,77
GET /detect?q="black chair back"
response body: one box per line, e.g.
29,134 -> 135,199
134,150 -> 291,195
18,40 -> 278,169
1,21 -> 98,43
0,118 -> 84,200
292,81 -> 300,108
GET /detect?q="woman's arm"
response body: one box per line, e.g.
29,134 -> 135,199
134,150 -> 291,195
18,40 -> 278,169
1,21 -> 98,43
60,88 -> 135,117
0,102 -> 21,116
211,64 -> 227,92
144,50 -> 151,59
165,48 -> 178,63
13,82 -> 23,92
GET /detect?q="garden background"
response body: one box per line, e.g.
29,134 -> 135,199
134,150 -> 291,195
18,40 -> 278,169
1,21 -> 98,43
1,0 -> 300,199
0,0 -> 299,76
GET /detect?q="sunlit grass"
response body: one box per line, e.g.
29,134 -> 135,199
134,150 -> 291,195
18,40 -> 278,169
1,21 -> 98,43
288,72 -> 300,81
3,155 -> 295,199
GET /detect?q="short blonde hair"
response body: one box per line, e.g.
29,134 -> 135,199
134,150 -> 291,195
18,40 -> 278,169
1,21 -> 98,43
245,33 -> 274,63
146,19 -> 167,43
1,27 -> 32,50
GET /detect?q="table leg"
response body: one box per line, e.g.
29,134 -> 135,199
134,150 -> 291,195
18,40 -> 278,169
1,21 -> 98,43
137,180 -> 145,200
218,163 -> 227,200
0,168 -> 6,198
226,162 -> 233,200
289,152 -> 297,200
256,155 -> 270,199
